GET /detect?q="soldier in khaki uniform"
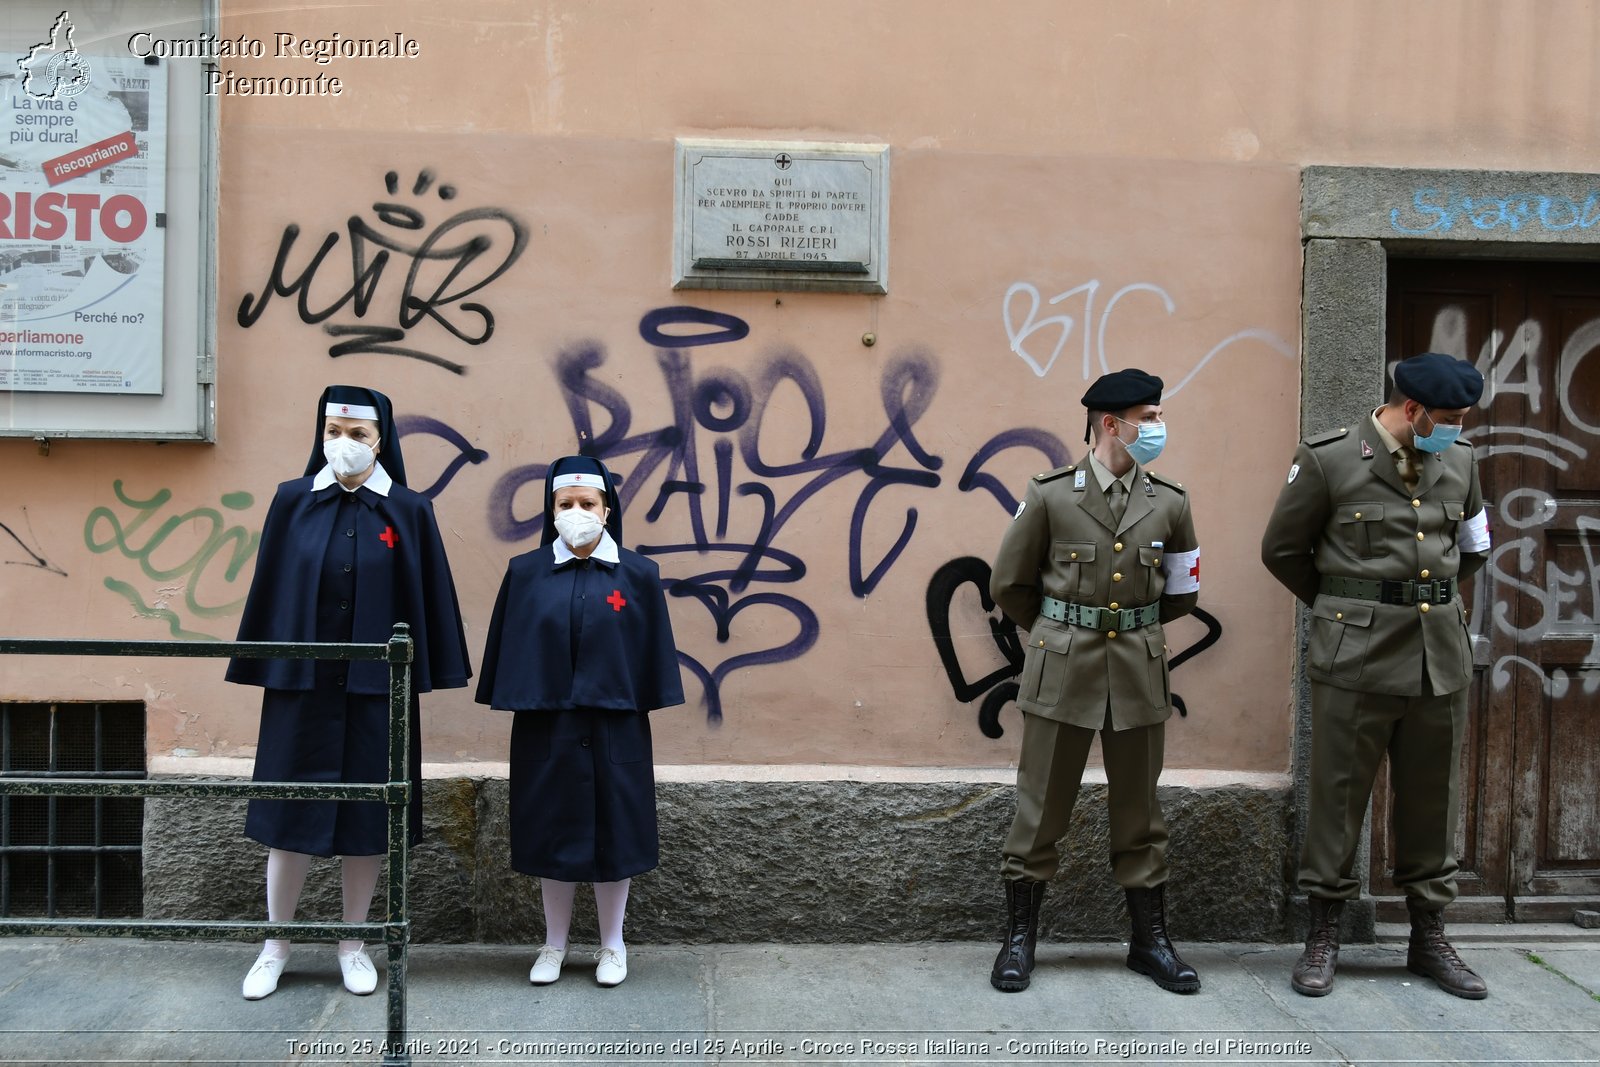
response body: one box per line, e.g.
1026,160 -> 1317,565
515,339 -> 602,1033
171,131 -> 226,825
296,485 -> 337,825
988,369 -> 1201,994
1261,353 -> 1492,1000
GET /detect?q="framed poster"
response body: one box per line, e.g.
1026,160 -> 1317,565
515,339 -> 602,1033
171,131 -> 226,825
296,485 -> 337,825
2,1 -> 214,441
2,48 -> 169,394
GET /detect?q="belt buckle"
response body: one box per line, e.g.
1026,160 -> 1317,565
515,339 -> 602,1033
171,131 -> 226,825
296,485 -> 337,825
1117,607 -> 1136,631
1379,578 -> 1408,605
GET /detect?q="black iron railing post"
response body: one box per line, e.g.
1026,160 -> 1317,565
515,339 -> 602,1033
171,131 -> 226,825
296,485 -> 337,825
382,622 -> 412,1067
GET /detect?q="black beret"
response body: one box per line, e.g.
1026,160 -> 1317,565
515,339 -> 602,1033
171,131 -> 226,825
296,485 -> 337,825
1393,353 -> 1484,409
1081,368 -> 1163,411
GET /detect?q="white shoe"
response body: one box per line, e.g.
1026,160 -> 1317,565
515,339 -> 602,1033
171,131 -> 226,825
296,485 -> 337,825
242,950 -> 288,1000
594,947 -> 627,987
338,946 -> 378,995
529,945 -> 566,985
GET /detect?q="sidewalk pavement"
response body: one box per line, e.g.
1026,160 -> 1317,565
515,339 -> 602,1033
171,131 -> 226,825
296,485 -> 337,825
0,935 -> 1595,1066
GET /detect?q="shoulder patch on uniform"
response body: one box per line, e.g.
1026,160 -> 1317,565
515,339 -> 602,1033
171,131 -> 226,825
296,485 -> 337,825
1304,427 -> 1349,448
1145,470 -> 1186,492
1035,464 -> 1076,483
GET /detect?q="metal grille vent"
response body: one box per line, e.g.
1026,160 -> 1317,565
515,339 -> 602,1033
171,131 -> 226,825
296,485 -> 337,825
1,703 -> 146,918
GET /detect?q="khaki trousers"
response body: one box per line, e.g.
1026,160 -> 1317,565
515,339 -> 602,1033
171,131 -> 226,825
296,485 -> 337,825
1000,708 -> 1168,887
1300,681 -> 1467,907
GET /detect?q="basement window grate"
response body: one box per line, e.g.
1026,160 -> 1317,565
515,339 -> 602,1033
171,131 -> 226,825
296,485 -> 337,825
1,703 -> 146,918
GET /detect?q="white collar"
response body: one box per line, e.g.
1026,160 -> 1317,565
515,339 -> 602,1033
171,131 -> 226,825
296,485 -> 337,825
311,460 -> 393,496
552,528 -> 620,566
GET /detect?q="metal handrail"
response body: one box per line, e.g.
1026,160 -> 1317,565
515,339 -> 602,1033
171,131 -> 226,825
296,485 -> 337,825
0,624 -> 416,1066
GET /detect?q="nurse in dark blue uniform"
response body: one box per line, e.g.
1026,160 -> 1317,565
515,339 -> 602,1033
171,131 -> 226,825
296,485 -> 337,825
476,456 -> 683,988
226,385 -> 471,1000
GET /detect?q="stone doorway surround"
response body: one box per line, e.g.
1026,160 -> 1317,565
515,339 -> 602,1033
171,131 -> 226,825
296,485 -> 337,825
1296,165 -> 1600,936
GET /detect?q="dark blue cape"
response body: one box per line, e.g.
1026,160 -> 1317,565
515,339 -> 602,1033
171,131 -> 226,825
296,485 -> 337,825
475,544 -> 684,712
226,477 -> 471,694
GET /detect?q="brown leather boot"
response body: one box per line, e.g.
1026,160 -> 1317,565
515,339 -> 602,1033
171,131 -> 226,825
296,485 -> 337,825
990,879 -> 1045,992
1291,896 -> 1343,996
1124,885 -> 1200,993
1406,901 -> 1488,999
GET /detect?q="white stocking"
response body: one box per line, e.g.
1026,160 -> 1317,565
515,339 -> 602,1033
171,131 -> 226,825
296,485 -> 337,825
540,878 -> 577,951
264,848 -> 311,958
593,878 -> 630,951
340,854 -> 384,955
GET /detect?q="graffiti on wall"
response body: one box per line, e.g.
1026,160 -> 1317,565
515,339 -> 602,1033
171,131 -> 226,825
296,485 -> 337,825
1429,305 -> 1600,697
2,508 -> 67,577
394,414 -> 492,499
83,482 -> 261,641
1483,502 -> 1600,698
380,303 -> 1143,726
396,299 -> 1247,730
1003,277 -> 1294,395
1390,187 -> 1600,237
203,173 -> 1304,727
457,306 -> 1067,722
237,169 -> 528,375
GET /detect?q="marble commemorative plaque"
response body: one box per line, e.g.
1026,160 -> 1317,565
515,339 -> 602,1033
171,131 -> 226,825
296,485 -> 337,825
674,138 -> 889,294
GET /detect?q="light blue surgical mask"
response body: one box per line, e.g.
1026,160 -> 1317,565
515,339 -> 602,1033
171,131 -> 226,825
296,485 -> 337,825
1114,416 -> 1167,465
1412,409 -> 1461,454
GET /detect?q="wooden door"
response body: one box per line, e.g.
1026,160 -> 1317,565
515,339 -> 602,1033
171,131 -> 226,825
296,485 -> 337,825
1381,259 -> 1600,922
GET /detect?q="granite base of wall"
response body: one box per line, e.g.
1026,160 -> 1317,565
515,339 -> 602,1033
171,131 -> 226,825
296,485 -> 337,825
142,777 -> 480,943
143,777 -> 1298,944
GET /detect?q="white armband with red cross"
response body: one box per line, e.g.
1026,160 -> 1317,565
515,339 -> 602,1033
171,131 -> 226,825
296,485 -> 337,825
1162,547 -> 1200,594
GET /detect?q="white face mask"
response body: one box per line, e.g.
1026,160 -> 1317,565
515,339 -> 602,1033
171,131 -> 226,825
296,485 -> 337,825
554,508 -> 605,548
324,436 -> 377,478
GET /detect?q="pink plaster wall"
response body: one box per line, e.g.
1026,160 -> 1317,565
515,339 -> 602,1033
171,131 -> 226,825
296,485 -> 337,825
4,1 -> 1598,771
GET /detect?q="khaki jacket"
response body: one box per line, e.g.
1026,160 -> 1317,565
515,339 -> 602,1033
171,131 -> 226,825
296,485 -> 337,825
990,461 -> 1199,730
1260,416 -> 1490,696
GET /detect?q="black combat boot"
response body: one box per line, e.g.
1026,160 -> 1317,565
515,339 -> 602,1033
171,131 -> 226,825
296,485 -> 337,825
1291,896 -> 1343,996
1124,885 -> 1201,993
989,879 -> 1045,992
1406,899 -> 1488,999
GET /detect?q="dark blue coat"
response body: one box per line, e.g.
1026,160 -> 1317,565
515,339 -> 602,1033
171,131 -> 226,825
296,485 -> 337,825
475,544 -> 684,713
226,477 -> 470,856
477,542 -> 683,880
227,477 -> 471,694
